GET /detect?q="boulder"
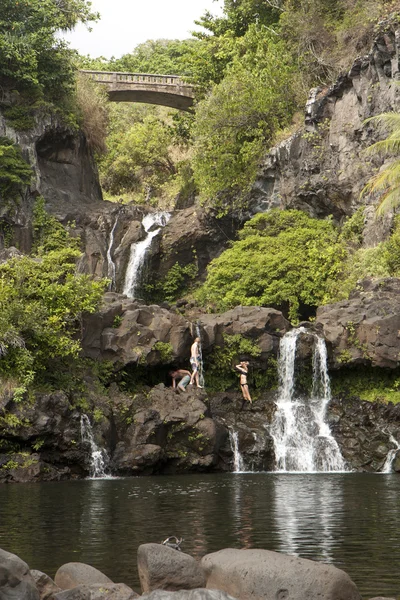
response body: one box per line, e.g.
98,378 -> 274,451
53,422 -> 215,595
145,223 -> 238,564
201,548 -> 361,600
137,543 -> 206,593
141,590 -> 238,600
53,583 -> 138,600
0,548 -> 39,600
54,563 -> 113,590
30,569 -> 61,599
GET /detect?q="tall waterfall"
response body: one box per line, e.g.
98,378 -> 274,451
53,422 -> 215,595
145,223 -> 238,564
80,415 -> 110,478
229,429 -> 245,473
106,214 -> 119,291
271,328 -> 346,473
123,211 -> 170,298
382,435 -> 400,473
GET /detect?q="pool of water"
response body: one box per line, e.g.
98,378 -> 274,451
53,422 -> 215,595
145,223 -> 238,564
0,473 -> 399,598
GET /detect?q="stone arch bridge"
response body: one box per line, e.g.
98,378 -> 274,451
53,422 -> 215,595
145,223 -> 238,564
80,70 -> 195,110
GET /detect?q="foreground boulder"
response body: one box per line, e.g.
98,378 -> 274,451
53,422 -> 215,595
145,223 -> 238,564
138,544 -> 206,593
53,583 -> 138,600
54,562 -> 113,590
201,548 -> 361,600
30,569 -> 61,599
142,590 -> 237,600
0,548 -> 39,600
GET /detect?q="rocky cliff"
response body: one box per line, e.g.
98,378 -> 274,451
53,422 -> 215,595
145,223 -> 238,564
2,26 -> 400,482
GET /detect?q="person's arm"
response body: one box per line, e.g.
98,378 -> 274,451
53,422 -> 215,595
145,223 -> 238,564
171,376 -> 176,388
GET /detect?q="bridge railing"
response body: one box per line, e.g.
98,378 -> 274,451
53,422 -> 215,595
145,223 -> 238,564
80,70 -> 187,86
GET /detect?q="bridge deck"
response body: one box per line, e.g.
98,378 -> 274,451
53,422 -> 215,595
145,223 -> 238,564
81,70 -> 195,110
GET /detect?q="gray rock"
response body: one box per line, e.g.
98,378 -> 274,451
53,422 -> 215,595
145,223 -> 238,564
54,563 -> 113,590
30,570 -> 61,600
0,547 -> 39,600
201,548 -> 361,600
141,590 -> 237,600
316,278 -> 400,368
53,583 -> 138,600
137,543 -> 206,593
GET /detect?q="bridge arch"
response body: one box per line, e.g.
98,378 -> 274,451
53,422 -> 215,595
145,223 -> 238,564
80,70 -> 195,111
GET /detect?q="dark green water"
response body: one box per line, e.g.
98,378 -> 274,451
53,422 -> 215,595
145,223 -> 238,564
0,473 -> 399,598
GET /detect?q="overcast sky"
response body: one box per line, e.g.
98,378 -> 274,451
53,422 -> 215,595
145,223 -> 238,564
63,0 -> 223,58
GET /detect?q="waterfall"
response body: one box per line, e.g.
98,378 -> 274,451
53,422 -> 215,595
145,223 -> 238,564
195,323 -> 205,387
270,328 -> 346,473
80,415 -> 110,478
123,211 -> 170,298
382,435 -> 400,473
229,429 -> 245,473
106,214 -> 119,291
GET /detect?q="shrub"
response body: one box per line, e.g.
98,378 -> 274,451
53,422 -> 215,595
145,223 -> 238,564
197,209 -> 345,322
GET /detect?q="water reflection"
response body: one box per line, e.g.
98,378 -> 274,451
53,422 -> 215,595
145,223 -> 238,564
0,474 -> 400,598
272,475 -> 343,562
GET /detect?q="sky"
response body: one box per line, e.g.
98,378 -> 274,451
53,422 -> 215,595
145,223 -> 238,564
63,0 -> 223,58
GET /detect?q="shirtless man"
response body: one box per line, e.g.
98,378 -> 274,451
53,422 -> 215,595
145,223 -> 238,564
235,361 -> 252,404
169,369 -> 192,392
189,337 -> 203,388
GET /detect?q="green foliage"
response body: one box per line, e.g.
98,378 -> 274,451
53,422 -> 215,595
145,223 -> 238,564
192,28 -> 298,210
33,197 -> 80,254
362,112 -> 400,215
331,366 -> 400,405
0,204 -> 106,389
0,0 -> 98,107
161,260 -> 199,302
197,209 -> 345,321
0,137 -> 32,200
205,333 -> 263,392
153,342 -> 174,363
100,115 -> 177,200
340,207 -> 366,246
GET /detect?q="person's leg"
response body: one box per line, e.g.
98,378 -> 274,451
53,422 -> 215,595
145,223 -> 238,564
243,384 -> 252,403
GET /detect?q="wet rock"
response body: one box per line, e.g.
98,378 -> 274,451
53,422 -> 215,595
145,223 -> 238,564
201,548 -> 361,600
53,583 -> 138,600
30,570 -> 61,600
141,590 -> 237,600
54,563 -> 113,590
112,387 -> 224,475
0,547 -> 39,600
137,543 -> 206,593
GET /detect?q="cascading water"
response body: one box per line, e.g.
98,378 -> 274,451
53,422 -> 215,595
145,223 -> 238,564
80,414 -> 110,478
229,429 -> 245,473
270,328 -> 346,473
382,435 -> 400,473
123,211 -> 170,298
195,323 -> 205,387
106,214 -> 119,291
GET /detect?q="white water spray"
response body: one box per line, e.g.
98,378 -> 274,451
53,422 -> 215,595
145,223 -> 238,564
80,414 -> 110,478
123,211 -> 170,298
229,429 -> 245,473
106,214 -> 119,291
382,435 -> 400,473
271,328 -> 346,473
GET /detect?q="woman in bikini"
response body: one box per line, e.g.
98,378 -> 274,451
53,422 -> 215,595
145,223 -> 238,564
235,361 -> 252,404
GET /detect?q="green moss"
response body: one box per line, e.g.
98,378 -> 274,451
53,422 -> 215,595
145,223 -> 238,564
0,137 -> 32,200
331,367 -> 400,405
153,341 -> 174,363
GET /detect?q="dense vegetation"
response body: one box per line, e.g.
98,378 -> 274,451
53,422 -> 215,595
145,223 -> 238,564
0,198 -> 106,397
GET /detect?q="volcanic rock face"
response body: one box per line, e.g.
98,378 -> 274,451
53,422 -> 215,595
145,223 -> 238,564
316,278 -> 400,368
249,26 -> 400,244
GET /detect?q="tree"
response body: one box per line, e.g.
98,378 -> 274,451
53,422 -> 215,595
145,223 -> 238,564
192,27 -> 298,211
362,112 -> 400,215
0,0 -> 98,103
